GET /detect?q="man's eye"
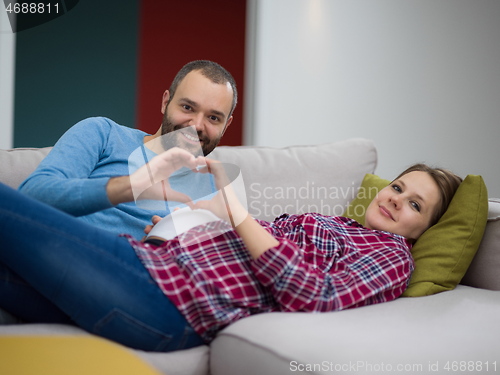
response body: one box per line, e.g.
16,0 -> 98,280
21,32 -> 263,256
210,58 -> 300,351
182,105 -> 192,111
209,115 -> 220,122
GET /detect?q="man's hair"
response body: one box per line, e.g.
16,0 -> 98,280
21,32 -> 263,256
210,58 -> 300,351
168,60 -> 238,119
394,163 -> 463,226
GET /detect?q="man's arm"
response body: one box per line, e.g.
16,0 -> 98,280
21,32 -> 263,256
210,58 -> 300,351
106,176 -> 134,206
19,118 -> 119,216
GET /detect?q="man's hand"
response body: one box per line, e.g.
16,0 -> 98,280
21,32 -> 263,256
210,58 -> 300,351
143,215 -> 163,236
140,215 -> 163,242
106,147 -> 205,206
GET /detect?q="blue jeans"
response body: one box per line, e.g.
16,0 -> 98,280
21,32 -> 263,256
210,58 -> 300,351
0,183 -> 204,352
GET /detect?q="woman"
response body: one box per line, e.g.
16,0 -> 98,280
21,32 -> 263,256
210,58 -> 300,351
0,149 -> 462,352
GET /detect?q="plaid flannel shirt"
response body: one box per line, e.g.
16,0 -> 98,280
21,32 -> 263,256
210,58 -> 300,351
125,214 -> 414,343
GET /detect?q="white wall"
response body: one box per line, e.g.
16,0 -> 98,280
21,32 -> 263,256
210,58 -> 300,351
247,0 -> 500,197
0,7 -> 15,149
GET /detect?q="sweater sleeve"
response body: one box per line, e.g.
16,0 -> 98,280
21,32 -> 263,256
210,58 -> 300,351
18,118 -> 114,216
251,237 -> 413,312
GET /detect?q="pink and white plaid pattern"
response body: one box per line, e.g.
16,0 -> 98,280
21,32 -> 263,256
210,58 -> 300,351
125,214 -> 414,343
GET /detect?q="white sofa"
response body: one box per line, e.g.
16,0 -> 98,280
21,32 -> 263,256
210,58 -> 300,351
1,138 -> 499,375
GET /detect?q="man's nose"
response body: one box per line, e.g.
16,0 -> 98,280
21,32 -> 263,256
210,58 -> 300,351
189,113 -> 204,130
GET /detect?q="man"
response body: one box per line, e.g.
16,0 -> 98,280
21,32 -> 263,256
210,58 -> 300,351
19,60 -> 237,239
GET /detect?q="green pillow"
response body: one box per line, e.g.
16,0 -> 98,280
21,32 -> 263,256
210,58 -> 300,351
343,174 -> 389,225
343,173 -> 489,296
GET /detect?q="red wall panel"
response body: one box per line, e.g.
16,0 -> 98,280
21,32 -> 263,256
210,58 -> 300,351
136,0 -> 247,146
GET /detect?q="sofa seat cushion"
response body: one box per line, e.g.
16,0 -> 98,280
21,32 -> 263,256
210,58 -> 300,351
210,285 -> 500,375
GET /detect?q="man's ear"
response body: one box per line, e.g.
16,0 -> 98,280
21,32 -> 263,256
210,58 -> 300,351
221,116 -> 233,136
161,90 -> 170,114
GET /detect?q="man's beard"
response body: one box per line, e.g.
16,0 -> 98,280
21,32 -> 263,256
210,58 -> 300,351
160,112 -> 222,156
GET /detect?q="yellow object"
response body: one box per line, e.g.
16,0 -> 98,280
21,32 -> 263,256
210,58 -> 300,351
0,336 -> 162,375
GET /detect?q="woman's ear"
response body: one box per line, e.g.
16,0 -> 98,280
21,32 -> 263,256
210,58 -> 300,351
161,90 -> 170,114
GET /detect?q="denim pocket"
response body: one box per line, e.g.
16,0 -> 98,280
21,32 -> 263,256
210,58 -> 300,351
94,308 -> 173,351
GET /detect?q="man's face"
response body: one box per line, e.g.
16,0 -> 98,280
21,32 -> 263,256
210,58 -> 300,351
160,70 -> 234,156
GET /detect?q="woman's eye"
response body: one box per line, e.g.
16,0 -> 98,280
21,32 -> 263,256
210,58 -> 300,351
392,184 -> 402,192
411,201 -> 421,212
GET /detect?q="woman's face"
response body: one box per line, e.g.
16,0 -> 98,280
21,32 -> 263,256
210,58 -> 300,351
364,171 -> 440,241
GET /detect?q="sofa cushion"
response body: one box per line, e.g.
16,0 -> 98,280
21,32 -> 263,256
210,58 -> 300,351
0,147 -> 52,189
461,199 -> 500,290
0,140 -> 376,222
210,138 -> 377,222
211,285 -> 500,375
343,173 -> 489,296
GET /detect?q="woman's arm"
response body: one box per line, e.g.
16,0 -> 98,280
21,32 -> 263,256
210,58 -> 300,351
193,159 -> 279,259
196,159 -> 413,312
233,214 -> 279,259
251,238 -> 413,312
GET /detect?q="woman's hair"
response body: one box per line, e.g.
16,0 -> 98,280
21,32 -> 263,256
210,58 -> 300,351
394,163 -> 463,227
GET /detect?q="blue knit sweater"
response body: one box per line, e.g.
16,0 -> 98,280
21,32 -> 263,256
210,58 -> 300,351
19,117 -> 215,239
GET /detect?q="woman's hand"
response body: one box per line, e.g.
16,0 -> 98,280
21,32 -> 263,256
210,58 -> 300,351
196,158 -> 279,259
193,159 -> 248,227
139,158 -> 280,259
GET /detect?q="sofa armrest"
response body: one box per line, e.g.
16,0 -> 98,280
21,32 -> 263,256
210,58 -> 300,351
0,147 -> 52,189
461,198 -> 500,290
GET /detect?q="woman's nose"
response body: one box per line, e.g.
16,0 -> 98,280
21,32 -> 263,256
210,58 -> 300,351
389,194 -> 401,208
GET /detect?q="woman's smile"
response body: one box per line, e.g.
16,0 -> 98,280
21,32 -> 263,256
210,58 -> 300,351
379,205 -> 394,220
